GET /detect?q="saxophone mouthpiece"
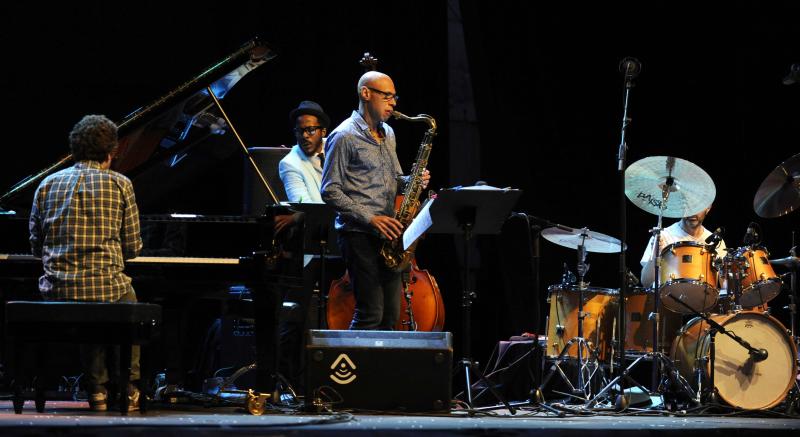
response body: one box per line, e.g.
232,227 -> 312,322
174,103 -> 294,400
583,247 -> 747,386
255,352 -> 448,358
391,110 -> 411,121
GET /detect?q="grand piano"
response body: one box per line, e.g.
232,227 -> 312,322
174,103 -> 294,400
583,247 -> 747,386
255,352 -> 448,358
0,38 -> 295,395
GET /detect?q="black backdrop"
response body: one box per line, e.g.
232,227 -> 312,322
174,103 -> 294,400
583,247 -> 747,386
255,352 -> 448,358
2,1 -> 799,371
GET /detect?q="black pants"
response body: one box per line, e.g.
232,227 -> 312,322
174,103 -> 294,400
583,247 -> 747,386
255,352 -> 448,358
339,232 -> 401,330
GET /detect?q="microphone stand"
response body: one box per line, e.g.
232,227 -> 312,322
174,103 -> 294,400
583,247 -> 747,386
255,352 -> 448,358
615,57 -> 640,401
665,293 -> 769,403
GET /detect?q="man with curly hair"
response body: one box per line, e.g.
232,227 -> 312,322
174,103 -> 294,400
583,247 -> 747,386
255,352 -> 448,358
29,114 -> 143,411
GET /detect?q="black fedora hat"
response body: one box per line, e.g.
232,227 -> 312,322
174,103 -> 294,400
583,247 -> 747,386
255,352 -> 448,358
289,100 -> 331,128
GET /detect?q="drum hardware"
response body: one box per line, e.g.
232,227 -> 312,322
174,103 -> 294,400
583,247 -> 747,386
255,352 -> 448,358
538,227 -> 623,402
591,156 -> 716,409
771,240 -> 800,346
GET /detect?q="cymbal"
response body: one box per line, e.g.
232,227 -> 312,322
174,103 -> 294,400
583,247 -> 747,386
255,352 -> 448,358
770,256 -> 800,268
753,153 -> 800,218
625,156 -> 715,218
541,227 -> 626,253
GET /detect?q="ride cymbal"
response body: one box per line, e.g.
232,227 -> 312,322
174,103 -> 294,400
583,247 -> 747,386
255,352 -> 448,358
753,153 -> 800,218
770,256 -> 800,269
625,156 -> 715,218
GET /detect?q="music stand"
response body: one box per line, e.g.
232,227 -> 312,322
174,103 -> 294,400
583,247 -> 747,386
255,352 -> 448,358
288,202 -> 339,329
419,186 -> 522,413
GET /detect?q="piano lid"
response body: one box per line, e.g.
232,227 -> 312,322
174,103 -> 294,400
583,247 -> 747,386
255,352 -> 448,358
0,38 -> 276,211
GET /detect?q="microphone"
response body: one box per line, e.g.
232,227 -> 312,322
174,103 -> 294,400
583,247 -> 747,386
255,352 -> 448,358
619,57 -> 642,80
743,222 -> 760,246
705,227 -> 724,244
751,348 -> 768,362
783,63 -> 800,86
626,269 -> 641,287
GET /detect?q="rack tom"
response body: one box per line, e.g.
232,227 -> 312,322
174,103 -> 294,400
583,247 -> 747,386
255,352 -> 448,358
659,241 -> 719,314
736,246 -> 782,308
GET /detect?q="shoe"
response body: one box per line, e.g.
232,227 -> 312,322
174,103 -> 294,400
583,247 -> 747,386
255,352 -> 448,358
125,386 -> 140,412
154,383 -> 181,402
88,391 -> 108,412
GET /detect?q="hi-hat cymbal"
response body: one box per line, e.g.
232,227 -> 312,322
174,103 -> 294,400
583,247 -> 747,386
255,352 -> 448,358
753,153 -> 800,218
541,227 -> 626,253
625,156 -> 716,218
770,256 -> 800,269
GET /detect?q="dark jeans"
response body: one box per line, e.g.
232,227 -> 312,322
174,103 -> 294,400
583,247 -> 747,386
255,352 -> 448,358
80,290 -> 141,392
339,231 -> 401,330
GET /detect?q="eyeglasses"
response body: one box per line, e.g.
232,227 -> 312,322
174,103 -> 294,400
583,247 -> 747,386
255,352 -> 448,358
367,87 -> 399,102
294,126 -> 323,136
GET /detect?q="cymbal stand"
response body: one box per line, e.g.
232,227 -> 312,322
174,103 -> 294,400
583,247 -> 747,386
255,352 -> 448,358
538,229 -> 605,403
786,235 -> 800,415
588,172 -> 695,408
788,234 -> 798,344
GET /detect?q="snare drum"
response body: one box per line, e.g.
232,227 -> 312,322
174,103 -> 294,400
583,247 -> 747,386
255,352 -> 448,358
737,246 -> 782,308
620,288 -> 682,355
659,241 -> 719,314
546,285 -> 616,361
670,311 -> 797,410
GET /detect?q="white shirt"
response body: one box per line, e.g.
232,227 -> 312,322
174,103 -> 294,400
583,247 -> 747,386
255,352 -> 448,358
640,221 -> 727,266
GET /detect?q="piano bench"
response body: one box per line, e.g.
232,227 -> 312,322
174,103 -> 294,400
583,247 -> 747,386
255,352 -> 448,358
4,301 -> 162,415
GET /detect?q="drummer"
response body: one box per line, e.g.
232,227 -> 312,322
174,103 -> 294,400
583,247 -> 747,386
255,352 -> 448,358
640,205 -> 727,287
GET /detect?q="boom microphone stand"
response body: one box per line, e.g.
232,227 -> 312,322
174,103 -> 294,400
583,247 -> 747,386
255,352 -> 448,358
615,56 -> 640,398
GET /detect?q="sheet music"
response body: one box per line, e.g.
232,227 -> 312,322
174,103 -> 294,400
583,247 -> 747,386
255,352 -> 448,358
403,198 -> 434,251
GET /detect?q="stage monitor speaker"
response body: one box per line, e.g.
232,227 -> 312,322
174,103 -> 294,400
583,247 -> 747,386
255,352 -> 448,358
306,330 -> 452,412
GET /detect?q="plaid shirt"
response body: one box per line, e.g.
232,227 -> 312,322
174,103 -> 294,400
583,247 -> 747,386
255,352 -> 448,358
29,161 -> 142,301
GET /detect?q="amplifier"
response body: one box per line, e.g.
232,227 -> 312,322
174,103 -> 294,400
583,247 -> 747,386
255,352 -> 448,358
305,330 -> 452,412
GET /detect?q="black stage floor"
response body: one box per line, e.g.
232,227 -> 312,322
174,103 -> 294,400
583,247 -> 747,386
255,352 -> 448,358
2,400 -> 799,436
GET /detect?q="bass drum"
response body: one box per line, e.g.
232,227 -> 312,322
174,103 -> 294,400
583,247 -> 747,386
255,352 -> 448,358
670,311 -> 797,410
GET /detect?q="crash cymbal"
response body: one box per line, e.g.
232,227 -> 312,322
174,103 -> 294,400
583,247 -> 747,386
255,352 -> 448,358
770,256 -> 800,268
753,153 -> 800,218
541,227 -> 626,253
625,156 -> 716,218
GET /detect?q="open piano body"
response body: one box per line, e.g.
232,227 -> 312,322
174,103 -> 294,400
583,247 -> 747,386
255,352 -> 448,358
0,39 -> 290,394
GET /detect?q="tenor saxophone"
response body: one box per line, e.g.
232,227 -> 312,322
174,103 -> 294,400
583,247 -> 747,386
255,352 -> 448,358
380,110 -> 437,272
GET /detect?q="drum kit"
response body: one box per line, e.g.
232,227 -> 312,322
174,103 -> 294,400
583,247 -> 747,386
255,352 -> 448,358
537,154 -> 800,411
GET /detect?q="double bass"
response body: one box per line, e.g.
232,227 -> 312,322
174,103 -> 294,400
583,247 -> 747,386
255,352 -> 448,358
325,52 -> 445,331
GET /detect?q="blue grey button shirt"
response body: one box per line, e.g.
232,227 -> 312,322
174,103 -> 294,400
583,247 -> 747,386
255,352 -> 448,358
321,110 -> 405,234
